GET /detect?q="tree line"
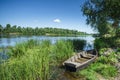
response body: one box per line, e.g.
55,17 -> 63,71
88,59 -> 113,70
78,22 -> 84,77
0,24 -> 87,36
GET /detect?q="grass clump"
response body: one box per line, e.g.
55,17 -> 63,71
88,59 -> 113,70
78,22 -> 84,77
8,39 -> 39,57
79,62 -> 117,80
0,39 -> 76,80
53,40 -> 74,63
80,69 -> 98,80
0,41 -> 51,80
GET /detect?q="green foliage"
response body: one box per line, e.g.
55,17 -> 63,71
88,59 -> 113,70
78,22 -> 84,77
116,28 -> 120,37
80,69 -> 98,80
94,38 -> 110,50
8,39 -> 39,57
117,48 -> 120,52
96,64 -> 117,77
68,39 -> 86,52
79,62 -> 117,79
79,47 -> 118,79
97,56 -> 109,63
98,48 -> 118,64
0,39 -> 75,80
82,0 -> 120,36
0,24 -> 3,34
0,46 -> 50,80
53,40 -> 74,62
0,24 -> 87,36
94,37 -> 120,51
91,63 -> 117,77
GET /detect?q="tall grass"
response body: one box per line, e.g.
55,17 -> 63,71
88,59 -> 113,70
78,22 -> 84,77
8,39 -> 39,57
1,39 -> 86,80
0,40 -> 51,80
53,40 -> 74,63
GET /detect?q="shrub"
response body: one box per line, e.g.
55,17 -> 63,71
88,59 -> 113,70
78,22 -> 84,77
68,39 -> 86,52
80,69 -> 98,80
94,38 -> 109,51
116,28 -> 120,37
99,65 -> 117,77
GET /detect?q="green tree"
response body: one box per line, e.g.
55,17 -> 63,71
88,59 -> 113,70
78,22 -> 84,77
11,25 -> 17,33
82,0 -> 120,35
17,26 -> 22,33
4,24 -> 11,34
0,24 -> 3,34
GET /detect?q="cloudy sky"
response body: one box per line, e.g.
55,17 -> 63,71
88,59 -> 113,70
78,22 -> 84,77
0,0 -> 95,33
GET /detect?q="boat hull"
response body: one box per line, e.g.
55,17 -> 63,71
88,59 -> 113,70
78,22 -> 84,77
63,49 -> 97,72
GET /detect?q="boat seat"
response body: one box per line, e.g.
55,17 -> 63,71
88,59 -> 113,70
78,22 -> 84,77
77,53 -> 81,58
80,52 -> 92,59
74,55 -> 78,61
64,61 -> 81,68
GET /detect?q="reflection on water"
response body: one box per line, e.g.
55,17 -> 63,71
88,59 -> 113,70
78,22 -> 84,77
0,35 -> 95,49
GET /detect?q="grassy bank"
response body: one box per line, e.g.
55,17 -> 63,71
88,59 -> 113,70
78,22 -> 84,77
76,48 -> 119,80
0,39 -> 86,80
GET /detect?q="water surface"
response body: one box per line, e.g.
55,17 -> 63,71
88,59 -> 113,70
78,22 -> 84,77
0,35 -> 95,50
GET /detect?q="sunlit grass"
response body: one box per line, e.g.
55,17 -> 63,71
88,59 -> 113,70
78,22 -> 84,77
53,40 -> 74,63
0,39 -> 86,80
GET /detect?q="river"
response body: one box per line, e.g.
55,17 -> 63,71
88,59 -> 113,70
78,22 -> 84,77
0,35 -> 95,49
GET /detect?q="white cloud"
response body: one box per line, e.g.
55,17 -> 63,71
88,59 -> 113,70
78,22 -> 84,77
53,19 -> 61,23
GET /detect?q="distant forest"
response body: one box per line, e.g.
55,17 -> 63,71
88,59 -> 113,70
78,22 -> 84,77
0,24 -> 88,36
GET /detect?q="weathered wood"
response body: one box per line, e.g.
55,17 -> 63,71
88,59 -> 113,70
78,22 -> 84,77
63,49 -> 98,72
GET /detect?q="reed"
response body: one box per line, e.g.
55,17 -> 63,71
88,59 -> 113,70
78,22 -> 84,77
67,39 -> 86,52
0,39 -> 76,80
0,42 -> 51,80
53,40 -> 74,63
8,39 -> 39,57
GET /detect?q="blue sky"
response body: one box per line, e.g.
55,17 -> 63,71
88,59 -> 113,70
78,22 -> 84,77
0,0 -> 95,33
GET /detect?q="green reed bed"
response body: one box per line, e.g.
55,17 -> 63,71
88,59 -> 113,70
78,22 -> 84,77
0,40 -> 51,80
68,39 -> 86,52
53,40 -> 74,63
0,39 -> 82,80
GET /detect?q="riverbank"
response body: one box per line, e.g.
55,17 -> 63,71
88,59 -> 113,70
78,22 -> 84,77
0,39 -> 86,80
1,39 -> 119,80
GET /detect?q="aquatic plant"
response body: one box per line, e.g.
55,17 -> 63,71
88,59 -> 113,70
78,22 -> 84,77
7,39 -> 39,57
0,42 -> 51,80
0,39 -> 75,80
67,39 -> 86,52
53,40 -> 74,63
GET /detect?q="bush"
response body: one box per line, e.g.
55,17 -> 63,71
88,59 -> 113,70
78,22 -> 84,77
98,65 -> 117,77
94,38 -> 109,51
68,39 -> 86,52
116,28 -> 120,37
98,48 -> 118,64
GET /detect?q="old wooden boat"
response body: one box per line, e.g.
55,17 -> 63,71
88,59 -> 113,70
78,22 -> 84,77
63,49 -> 97,72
